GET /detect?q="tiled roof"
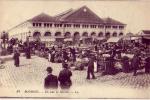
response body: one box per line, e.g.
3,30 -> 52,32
142,30 -> 150,34
54,6 -> 104,24
102,17 -> 125,25
27,6 -> 125,25
28,13 -> 55,22
54,9 -> 74,21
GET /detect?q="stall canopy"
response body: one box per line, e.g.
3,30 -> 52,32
143,36 -> 150,40
64,38 -> 73,42
142,36 -> 150,44
123,36 -> 140,40
107,37 -> 121,43
96,37 -> 105,41
80,37 -> 92,40
41,38 -> 55,42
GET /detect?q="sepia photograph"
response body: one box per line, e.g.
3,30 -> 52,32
0,0 -> 150,99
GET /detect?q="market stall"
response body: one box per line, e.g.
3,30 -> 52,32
107,37 -> 121,43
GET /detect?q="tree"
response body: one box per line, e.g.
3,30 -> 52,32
1,31 -> 9,49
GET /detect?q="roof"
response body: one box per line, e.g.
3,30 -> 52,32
28,13 -> 55,22
27,6 -> 125,25
102,17 -> 125,25
142,30 -> 150,34
54,9 -> 74,21
54,6 -> 104,24
8,6 -> 126,32
143,36 -> 150,40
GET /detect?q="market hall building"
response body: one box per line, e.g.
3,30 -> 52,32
8,6 -> 126,47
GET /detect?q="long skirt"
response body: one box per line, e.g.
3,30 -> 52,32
14,58 -> 19,67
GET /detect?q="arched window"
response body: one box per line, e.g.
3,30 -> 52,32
55,32 -> 61,36
119,32 -> 124,36
74,32 -> 80,37
82,32 -> 88,37
91,32 -> 96,36
64,32 -> 71,38
98,32 -> 103,37
33,31 -> 41,37
105,32 -> 110,38
73,32 -> 80,43
112,32 -> 117,37
44,32 -> 51,36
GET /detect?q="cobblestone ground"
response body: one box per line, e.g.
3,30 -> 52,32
0,55 -> 150,98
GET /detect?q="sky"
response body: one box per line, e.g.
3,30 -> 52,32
0,0 -> 150,34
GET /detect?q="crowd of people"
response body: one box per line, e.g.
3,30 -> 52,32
3,37 -> 150,89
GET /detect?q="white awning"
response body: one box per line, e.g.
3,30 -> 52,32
122,37 -> 130,40
28,37 -> 35,41
123,36 -> 139,40
96,37 -> 105,40
107,37 -> 121,43
121,53 -> 134,59
42,38 -> 55,42
131,37 -> 139,40
80,37 -> 91,40
64,38 -> 73,42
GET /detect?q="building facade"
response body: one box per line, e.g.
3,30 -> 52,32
8,6 -> 126,46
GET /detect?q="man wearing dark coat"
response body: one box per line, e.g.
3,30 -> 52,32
70,47 -> 76,62
58,63 -> 72,89
132,54 -> 140,76
110,48 -> 116,58
44,67 -> 58,89
50,51 -> 55,63
104,56 -> 117,75
13,49 -> 20,67
86,57 -> 96,79
95,45 -> 98,51
25,46 -> 31,59
122,56 -> 130,73
62,50 -> 69,62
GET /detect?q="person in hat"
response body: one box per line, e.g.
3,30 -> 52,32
86,56 -> 96,79
62,49 -> 69,62
58,63 -> 72,89
132,54 -> 140,76
50,50 -> 55,63
25,46 -> 31,59
13,49 -> 20,67
44,67 -> 58,89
